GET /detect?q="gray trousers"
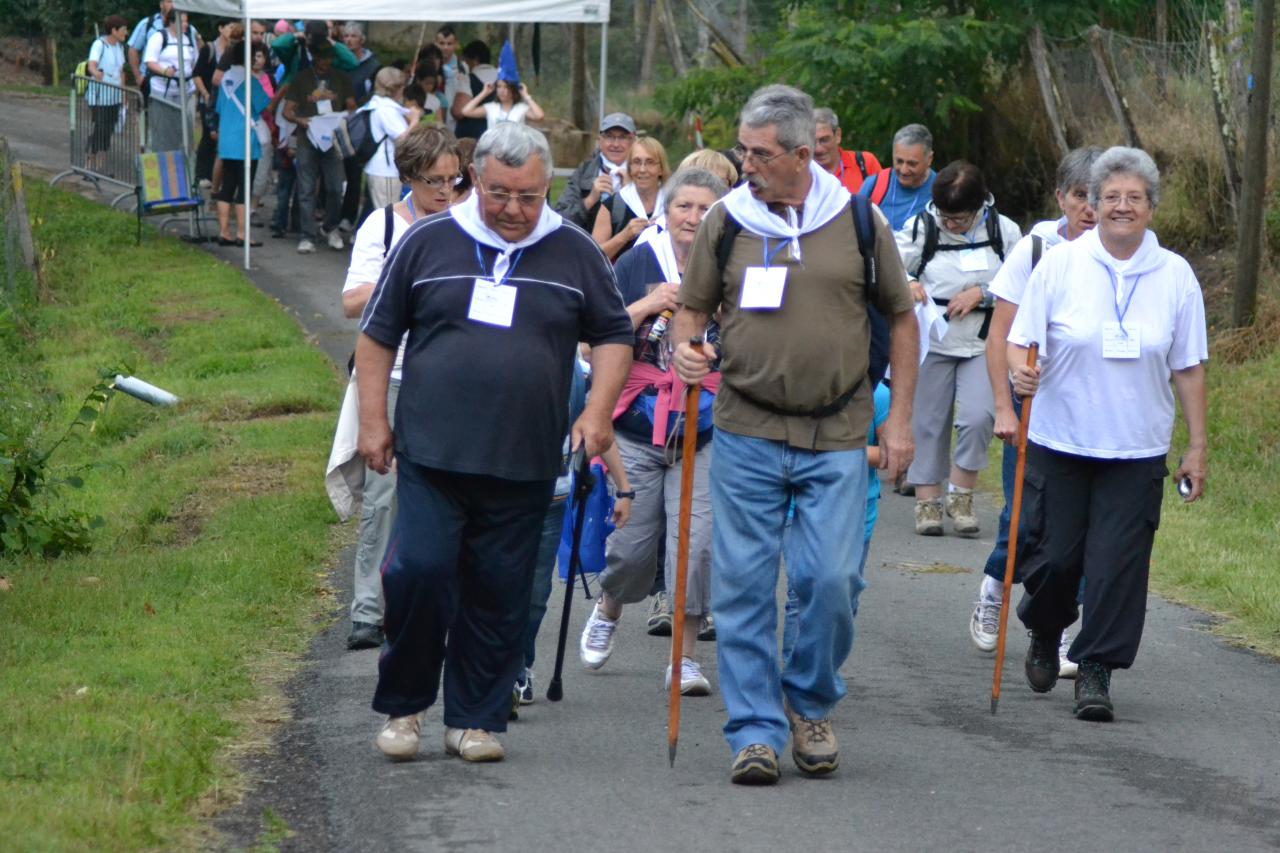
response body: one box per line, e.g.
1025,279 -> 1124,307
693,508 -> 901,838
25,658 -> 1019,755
350,380 -> 399,624
907,349 -> 995,485
147,96 -> 190,154
295,134 -> 345,239
600,432 -> 712,616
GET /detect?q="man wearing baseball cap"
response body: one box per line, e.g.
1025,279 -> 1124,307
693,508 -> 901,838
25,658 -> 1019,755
553,112 -> 637,229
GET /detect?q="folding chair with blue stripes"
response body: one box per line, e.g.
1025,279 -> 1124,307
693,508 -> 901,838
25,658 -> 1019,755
135,150 -> 203,244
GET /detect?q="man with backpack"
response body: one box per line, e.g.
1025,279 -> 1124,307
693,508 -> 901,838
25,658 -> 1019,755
671,85 -> 918,786
813,108 -> 881,194
126,0 -> 200,88
858,122 -> 936,230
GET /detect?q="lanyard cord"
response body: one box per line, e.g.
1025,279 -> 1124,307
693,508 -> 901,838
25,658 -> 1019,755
1104,264 -> 1142,337
474,242 -> 524,285
760,237 -> 790,269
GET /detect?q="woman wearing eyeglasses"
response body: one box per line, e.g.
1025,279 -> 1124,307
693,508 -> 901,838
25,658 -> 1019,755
895,161 -> 1022,538
1008,146 -> 1207,721
337,125 -> 461,652
361,66 -> 425,210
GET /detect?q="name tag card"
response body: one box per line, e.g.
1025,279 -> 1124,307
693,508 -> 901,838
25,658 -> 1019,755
468,279 -> 517,327
958,248 -> 988,273
739,266 -> 787,310
316,99 -> 332,115
1102,322 -> 1140,359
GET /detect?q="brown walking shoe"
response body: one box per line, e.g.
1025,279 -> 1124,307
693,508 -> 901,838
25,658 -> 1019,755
785,703 -> 839,775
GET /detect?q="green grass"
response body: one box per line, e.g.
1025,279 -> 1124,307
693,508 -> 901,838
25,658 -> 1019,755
0,83 -> 70,98
0,181 -> 343,850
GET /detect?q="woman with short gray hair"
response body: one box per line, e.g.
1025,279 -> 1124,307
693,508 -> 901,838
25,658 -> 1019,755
1007,145 -> 1207,722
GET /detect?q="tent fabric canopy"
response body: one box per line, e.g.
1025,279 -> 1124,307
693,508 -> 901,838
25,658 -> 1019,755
174,0 -> 610,23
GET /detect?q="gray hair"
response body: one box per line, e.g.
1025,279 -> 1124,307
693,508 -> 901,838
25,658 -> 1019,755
341,21 -> 364,38
813,107 -> 839,130
740,85 -> 816,152
663,167 -> 728,214
892,123 -> 933,153
473,123 -> 554,183
1088,146 -> 1160,208
1056,146 -> 1104,194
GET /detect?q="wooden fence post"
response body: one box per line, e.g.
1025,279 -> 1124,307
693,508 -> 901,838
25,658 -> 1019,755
1206,21 -> 1243,213
1233,0 -> 1276,328
1029,26 -> 1072,159
1088,26 -> 1143,149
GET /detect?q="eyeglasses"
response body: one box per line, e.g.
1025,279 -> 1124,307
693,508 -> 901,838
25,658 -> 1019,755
417,173 -> 464,192
479,183 -> 546,207
1099,192 -> 1149,208
732,144 -> 792,166
937,210 -> 979,229
600,132 -> 633,143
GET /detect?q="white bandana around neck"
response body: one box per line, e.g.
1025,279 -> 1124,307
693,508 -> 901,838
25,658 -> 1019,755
618,184 -> 665,221
720,160 -> 850,261
601,155 -> 627,193
635,221 -> 679,282
449,192 -> 563,283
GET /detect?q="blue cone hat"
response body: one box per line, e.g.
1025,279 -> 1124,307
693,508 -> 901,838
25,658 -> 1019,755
497,41 -> 520,86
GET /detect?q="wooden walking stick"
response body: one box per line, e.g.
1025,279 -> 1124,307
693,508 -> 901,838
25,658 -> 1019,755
991,343 -> 1039,715
669,337 -> 705,767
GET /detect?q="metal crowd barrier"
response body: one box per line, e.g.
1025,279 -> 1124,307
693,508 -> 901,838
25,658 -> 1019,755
51,76 -> 145,209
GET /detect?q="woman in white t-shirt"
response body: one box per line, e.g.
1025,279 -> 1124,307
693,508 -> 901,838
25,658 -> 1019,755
142,9 -> 202,152
85,15 -> 129,175
338,125 -> 461,652
1007,146 -> 1208,723
360,67 -> 423,209
459,78 -> 544,131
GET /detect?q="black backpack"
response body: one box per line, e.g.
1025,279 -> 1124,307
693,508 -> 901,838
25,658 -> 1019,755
346,107 -> 385,165
911,206 -> 1006,280
715,192 -> 891,398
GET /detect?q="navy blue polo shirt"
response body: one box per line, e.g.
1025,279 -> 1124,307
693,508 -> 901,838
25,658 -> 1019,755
361,213 -> 633,481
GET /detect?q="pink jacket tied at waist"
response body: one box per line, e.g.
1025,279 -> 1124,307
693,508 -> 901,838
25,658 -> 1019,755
612,361 -> 721,446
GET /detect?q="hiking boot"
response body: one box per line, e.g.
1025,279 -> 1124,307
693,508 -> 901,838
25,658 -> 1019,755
730,744 -> 780,786
1074,660 -> 1114,722
664,657 -> 712,696
375,713 -> 422,761
579,603 -> 618,670
946,491 -> 980,536
969,593 -> 1001,653
515,667 -> 535,705
697,613 -> 717,642
346,621 -> 384,651
646,592 -> 672,636
1058,632 -> 1078,679
914,498 -> 944,536
444,727 -> 505,762
785,704 -> 839,775
1025,630 -> 1062,693
296,238 -> 316,254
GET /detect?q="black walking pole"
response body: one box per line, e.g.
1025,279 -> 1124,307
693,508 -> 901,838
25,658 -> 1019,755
546,448 -> 596,702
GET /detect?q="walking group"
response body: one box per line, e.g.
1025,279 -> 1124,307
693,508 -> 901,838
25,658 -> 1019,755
327,79 -> 1208,785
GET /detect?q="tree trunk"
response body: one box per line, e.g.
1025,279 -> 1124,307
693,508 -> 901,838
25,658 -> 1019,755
1155,0 -> 1168,97
656,0 -> 688,76
1225,0 -> 1248,118
1029,26 -> 1072,158
639,0 -> 659,92
1233,0 -> 1276,328
1206,21 -> 1243,212
570,24 -> 589,131
1088,26 -> 1142,149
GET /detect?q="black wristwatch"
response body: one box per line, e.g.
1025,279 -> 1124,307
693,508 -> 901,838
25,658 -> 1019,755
614,489 -> 636,500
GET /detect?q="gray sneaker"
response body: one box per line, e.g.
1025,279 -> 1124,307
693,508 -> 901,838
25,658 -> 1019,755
645,592 -> 672,636
914,498 -> 944,536
946,491 -> 980,536
296,238 -> 316,254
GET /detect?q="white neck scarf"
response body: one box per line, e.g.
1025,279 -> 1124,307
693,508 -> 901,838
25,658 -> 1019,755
634,221 -> 680,283
601,155 -> 627,192
720,160 -> 850,261
449,192 -> 563,283
618,184 -> 664,221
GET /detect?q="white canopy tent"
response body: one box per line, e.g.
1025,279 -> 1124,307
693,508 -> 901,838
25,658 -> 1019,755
173,0 -> 613,268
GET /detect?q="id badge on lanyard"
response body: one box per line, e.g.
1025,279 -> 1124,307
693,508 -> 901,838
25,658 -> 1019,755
739,238 -> 789,310
1102,268 -> 1141,360
468,245 -> 522,328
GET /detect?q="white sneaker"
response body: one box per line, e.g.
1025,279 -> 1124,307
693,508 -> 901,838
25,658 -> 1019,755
970,593 -> 1001,653
296,238 -> 316,254
444,727 -> 504,762
579,603 -> 618,670
375,713 -> 422,760
1058,631 -> 1078,679
326,228 -> 345,251
664,657 -> 711,696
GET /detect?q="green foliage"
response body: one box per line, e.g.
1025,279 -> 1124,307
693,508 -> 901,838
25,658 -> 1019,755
0,367 -> 127,558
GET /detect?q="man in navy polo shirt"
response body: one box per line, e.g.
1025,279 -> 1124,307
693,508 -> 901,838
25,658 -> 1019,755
356,122 -> 633,764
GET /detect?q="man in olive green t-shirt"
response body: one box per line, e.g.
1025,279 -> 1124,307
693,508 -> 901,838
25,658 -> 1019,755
672,84 -> 919,787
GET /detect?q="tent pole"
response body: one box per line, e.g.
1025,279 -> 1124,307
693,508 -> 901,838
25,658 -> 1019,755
598,21 -> 608,126
177,12 -> 193,238
243,4 -> 252,269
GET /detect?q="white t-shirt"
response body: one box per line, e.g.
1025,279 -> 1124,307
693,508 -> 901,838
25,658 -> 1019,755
345,207 -> 412,380
87,38 -> 126,105
363,96 -> 410,178
895,202 -> 1023,358
483,100 -> 529,130
1008,227 -> 1208,459
989,218 -> 1069,307
142,28 -> 198,102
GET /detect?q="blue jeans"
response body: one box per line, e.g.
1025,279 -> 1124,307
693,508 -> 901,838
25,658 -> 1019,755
710,428 -> 867,755
983,393 -> 1023,582
781,535 -> 871,666
523,497 -> 568,669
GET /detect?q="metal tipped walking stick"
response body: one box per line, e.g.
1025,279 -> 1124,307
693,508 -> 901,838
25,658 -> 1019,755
547,448 -> 595,702
669,337 -> 705,767
991,343 -> 1039,715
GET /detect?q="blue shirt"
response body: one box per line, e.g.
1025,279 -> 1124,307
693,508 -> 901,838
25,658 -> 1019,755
128,13 -> 200,53
87,38 -> 125,106
863,382 -> 891,541
859,169 -> 936,231
214,70 -> 269,161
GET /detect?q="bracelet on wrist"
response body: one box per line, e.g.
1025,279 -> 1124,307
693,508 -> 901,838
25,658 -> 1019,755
613,489 -> 636,500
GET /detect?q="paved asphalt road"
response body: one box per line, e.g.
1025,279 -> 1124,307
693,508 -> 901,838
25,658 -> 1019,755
5,94 -> 1279,852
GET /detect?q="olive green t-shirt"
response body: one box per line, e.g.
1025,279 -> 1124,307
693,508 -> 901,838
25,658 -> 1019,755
679,199 -> 914,451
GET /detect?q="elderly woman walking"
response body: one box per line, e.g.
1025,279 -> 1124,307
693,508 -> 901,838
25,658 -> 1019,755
1008,146 -> 1208,721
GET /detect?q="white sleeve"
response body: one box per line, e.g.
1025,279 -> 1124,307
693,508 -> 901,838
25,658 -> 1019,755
1008,256 -> 1051,355
343,213 -> 395,293
89,39 -> 105,65
894,215 -> 925,279
380,104 -> 409,139
989,234 -> 1035,305
1167,262 -> 1209,370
